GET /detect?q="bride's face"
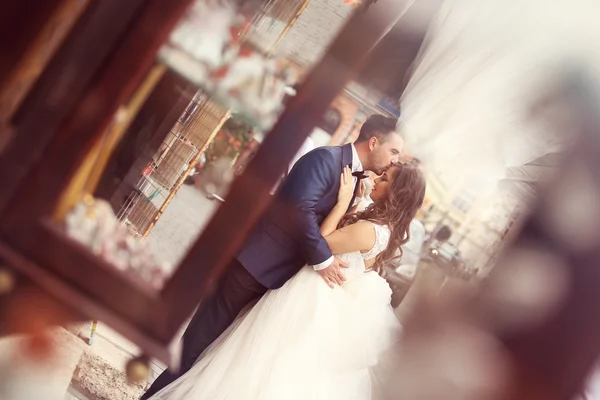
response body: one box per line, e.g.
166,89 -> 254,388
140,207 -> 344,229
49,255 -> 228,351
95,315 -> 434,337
369,166 -> 398,203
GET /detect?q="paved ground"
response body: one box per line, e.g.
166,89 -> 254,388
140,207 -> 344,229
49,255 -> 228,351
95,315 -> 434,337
146,184 -> 218,270
65,386 -> 89,400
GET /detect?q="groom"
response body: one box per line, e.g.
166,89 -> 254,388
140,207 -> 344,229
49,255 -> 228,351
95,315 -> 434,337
141,115 -> 403,399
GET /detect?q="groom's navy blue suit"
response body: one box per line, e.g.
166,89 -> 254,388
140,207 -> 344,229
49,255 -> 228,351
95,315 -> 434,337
238,143 -> 354,289
141,144 -> 354,399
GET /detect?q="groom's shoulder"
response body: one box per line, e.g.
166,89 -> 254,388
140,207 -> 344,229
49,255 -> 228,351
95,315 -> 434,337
307,145 -> 343,159
298,145 -> 342,167
287,145 -> 344,181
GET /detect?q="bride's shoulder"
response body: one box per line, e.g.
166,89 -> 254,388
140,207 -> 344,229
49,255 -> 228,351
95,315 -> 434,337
357,220 -> 391,232
373,222 -> 391,236
355,221 -> 391,260
354,221 -> 391,242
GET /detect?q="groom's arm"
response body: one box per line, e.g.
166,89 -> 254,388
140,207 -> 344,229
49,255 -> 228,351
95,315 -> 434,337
279,148 -> 336,269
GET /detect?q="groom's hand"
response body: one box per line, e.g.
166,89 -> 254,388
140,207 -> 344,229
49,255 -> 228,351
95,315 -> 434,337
317,257 -> 349,288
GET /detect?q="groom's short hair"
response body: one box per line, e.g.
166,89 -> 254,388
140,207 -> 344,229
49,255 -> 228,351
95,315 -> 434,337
356,115 -> 399,143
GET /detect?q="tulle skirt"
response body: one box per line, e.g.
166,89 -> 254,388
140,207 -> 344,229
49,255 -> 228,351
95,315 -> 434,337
150,266 -> 400,400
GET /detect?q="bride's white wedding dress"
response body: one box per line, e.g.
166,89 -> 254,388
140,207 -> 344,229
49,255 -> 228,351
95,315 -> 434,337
150,222 -> 399,399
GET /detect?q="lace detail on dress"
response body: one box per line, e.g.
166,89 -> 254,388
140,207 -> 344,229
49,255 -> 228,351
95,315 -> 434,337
361,222 -> 391,260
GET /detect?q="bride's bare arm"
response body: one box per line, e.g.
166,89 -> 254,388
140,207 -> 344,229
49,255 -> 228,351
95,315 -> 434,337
323,221 -> 376,255
319,203 -> 347,237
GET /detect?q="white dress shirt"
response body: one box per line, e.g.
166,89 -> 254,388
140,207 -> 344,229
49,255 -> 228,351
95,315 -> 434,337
312,144 -> 363,271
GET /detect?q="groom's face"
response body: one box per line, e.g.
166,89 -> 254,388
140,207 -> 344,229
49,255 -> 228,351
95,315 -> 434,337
368,132 -> 403,175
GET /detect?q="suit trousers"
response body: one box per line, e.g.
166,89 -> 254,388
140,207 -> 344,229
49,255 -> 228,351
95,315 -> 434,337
141,259 -> 267,399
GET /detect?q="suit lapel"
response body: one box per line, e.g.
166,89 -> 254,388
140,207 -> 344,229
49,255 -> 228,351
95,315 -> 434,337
341,143 -> 353,169
340,143 -> 359,212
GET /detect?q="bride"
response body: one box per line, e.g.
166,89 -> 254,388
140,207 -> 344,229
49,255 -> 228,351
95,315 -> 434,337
150,162 -> 426,399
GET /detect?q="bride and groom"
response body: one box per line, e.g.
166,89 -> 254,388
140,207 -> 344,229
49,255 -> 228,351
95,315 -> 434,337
142,115 -> 427,399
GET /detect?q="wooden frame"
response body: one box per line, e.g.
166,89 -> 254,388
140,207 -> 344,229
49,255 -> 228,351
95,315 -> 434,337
0,0 -> 91,127
0,0 -> 65,93
0,0 -> 418,363
0,0 -> 152,213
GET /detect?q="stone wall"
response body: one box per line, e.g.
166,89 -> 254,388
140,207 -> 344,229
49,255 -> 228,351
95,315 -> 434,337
277,0 -> 354,66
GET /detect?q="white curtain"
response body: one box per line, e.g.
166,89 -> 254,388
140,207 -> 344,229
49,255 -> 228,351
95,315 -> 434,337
400,0 -> 600,189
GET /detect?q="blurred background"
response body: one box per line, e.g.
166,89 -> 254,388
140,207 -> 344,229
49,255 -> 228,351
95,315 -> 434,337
1,0 -> 600,399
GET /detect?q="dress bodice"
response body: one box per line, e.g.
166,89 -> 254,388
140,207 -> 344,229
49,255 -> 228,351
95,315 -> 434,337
337,222 -> 391,282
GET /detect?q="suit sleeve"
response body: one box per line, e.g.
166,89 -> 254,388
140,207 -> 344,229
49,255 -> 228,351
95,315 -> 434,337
280,148 -> 337,268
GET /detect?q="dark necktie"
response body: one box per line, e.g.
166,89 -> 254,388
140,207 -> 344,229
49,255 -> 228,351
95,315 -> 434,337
348,171 -> 368,212
352,171 -> 368,180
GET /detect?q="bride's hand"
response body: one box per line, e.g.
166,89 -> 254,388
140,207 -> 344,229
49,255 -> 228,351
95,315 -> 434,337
338,166 -> 354,205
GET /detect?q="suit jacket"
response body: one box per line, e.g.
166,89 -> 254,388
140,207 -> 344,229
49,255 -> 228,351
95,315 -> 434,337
237,144 -> 354,289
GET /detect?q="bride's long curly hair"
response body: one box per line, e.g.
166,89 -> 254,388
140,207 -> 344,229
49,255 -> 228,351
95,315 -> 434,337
338,162 -> 426,274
